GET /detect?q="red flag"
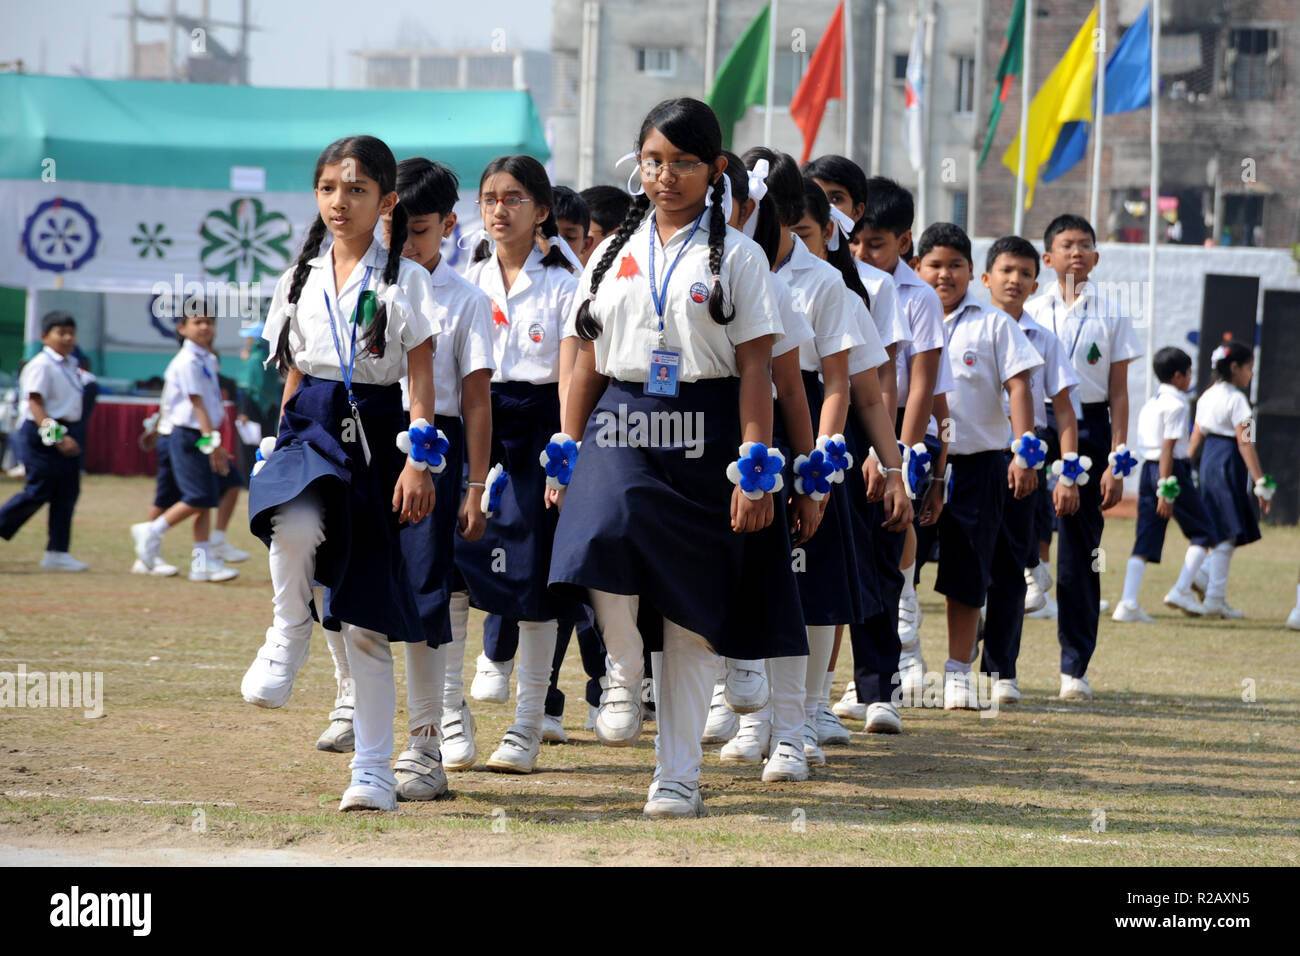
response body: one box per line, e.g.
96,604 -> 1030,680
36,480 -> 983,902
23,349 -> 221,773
789,2 -> 845,165
616,254 -> 640,279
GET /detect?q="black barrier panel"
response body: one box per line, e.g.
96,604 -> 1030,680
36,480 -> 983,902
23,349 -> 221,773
1197,274 -> 1260,389
1255,290 -> 1300,526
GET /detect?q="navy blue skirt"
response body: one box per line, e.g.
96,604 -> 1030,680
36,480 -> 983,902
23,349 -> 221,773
399,415 -> 465,647
455,381 -> 561,622
842,415 -> 887,621
1199,434 -> 1261,547
248,375 -> 423,641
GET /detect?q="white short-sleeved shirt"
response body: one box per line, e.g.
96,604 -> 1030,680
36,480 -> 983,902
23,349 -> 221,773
769,271 -> 815,360
776,236 -> 865,373
846,297 -> 890,376
263,237 -> 442,387
1138,383 -> 1192,460
566,213 -> 784,383
854,258 -> 910,351
892,257 -> 954,405
943,291 -> 1043,455
20,346 -> 84,423
465,246 -> 578,385
401,256 -> 496,417
1024,278 -> 1143,406
1195,380 -> 1252,438
162,339 -> 225,431
1003,314 -> 1080,431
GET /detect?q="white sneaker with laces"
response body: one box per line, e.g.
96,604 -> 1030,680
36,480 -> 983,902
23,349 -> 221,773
897,642 -> 926,706
1202,597 -> 1244,620
832,680 -> 866,721
724,661 -> 769,714
701,682 -> 739,744
541,714 -> 568,743
1023,567 -> 1048,613
211,539 -> 250,563
339,767 -> 397,812
595,682 -> 643,746
132,554 -> 179,576
1163,586 -> 1207,616
865,701 -> 902,734
40,551 -> 88,572
394,740 -> 449,800
1287,606 -> 1300,631
898,592 -> 922,647
1060,673 -> 1093,701
1027,596 -> 1058,620
761,738 -> 810,782
190,550 -> 238,582
470,653 -> 512,703
943,670 -> 980,710
439,701 -> 477,771
1112,600 -> 1154,623
643,780 -> 705,818
485,725 -> 542,773
130,521 -> 163,566
815,702 -> 851,745
801,717 -> 826,766
719,715 -> 770,764
241,627 -> 309,708
316,684 -> 356,752
992,678 -> 1021,706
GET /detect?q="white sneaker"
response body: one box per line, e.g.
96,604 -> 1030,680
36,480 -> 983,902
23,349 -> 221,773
241,627 -> 309,708
801,718 -> 826,766
701,683 -> 739,744
1027,596 -> 1058,620
439,701 -> 477,771
724,661 -> 769,714
131,555 -> 178,576
761,738 -> 810,782
394,742 -> 449,801
130,521 -> 163,566
897,642 -> 926,706
485,725 -> 542,774
1099,599 -> 1112,614
1111,600 -> 1154,624
898,591 -> 922,647
339,768 -> 397,812
719,716 -> 770,764
1202,597 -> 1244,619
943,670 -> 980,710
585,703 -> 597,731
39,551 -> 88,572
211,539 -> 250,563
1163,586 -> 1207,616
1023,567 -> 1048,612
541,714 -> 568,743
832,680 -> 867,721
815,703 -> 851,745
865,701 -> 902,734
1287,606 -> 1300,631
992,678 -> 1021,706
1060,673 -> 1093,701
189,550 -> 238,582
643,780 -> 706,818
470,653 -> 512,703
595,682 -> 643,746
1191,566 -> 1209,601
316,687 -> 355,752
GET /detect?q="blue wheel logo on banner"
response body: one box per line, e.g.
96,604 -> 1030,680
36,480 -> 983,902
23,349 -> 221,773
22,198 -> 101,273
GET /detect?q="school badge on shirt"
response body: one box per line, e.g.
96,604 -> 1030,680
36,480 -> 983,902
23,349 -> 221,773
963,350 -> 976,366
689,281 -> 709,304
528,322 -> 545,343
1086,342 -> 1102,365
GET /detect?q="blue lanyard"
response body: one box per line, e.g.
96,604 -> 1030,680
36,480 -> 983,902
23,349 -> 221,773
323,265 -> 374,409
647,211 -> 705,333
775,243 -> 794,273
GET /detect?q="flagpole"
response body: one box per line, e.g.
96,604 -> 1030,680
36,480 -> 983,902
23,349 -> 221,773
870,1 -> 886,173
1014,0 -> 1033,234
844,0 -> 855,157
1145,0 -> 1160,399
764,0 -> 778,145
1090,0 -> 1106,228
919,1 -> 935,231
970,0 -> 986,236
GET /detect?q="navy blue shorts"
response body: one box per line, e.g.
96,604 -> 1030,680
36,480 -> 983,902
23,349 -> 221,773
935,450 -> 1006,608
1133,459 -> 1220,562
155,427 -> 220,509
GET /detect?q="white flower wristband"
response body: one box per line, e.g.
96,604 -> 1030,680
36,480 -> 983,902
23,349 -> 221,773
540,433 -> 580,490
1010,431 -> 1046,470
38,418 -> 67,446
1050,452 -> 1093,487
195,431 -> 222,455
481,462 -> 508,517
726,441 -> 785,500
1254,474 -> 1276,501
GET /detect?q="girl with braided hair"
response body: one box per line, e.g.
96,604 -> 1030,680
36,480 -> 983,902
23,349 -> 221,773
239,135 -> 445,812
548,98 -> 795,818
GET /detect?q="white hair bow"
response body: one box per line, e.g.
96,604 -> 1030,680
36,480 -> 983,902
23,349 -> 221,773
1210,344 -> 1230,364
615,151 -> 644,197
546,233 -> 585,274
741,159 -> 770,239
703,171 -> 734,224
826,205 -> 856,252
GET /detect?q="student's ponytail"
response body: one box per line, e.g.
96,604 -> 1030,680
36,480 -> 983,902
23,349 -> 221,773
573,193 -> 650,340
537,210 -> 574,273
705,174 -> 734,326
472,237 -> 493,263
275,216 -> 329,371
802,177 -> 871,311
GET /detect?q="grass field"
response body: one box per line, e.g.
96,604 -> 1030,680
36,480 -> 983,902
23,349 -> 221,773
1,474 -> 1297,866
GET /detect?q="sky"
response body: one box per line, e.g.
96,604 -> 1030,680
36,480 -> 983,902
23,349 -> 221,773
0,0 -> 553,88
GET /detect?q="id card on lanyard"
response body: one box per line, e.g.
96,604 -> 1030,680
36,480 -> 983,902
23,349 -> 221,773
645,211 -> 704,398
324,265 -> 374,464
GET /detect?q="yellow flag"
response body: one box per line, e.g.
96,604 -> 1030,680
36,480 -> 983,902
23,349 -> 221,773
1002,5 -> 1098,209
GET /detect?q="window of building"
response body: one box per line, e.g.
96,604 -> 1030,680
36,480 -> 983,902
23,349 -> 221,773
951,190 -> 969,232
893,53 -> 910,82
366,56 -> 411,89
636,47 -> 676,77
552,51 -> 579,113
954,55 -> 975,114
1159,28 -> 1215,99
774,48 -> 812,104
466,55 -> 513,89
1221,194 -> 1266,247
1227,28 -> 1280,100
418,55 -> 459,89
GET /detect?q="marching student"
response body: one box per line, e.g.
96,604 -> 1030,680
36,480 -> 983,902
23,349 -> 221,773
239,134 -> 444,812
579,184 -> 633,254
0,311 -> 89,571
550,97 -> 794,816
914,223 -> 1042,710
1025,214 -> 1141,699
1113,347 -> 1220,621
1186,341 -> 1271,618
129,306 -> 239,583
982,236 -> 1081,704
553,185 -> 596,267
456,154 -> 579,774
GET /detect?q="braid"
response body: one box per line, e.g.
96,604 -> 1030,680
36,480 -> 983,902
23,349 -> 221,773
574,193 -> 649,341
360,202 -> 404,357
472,238 -> 492,263
826,237 -> 872,312
706,176 -> 733,325
274,216 -> 329,370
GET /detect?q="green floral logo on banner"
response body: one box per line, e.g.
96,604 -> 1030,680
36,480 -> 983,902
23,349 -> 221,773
132,222 -> 172,259
199,197 -> 291,284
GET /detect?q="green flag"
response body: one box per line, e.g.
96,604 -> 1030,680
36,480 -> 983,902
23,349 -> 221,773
706,5 -> 771,149
978,0 -> 1025,167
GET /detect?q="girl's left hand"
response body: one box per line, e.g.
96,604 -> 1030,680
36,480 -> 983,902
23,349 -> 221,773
1052,481 -> 1080,517
789,494 -> 822,546
393,463 -> 435,524
457,491 -> 485,542
731,486 -> 773,533
1259,496 -> 1271,517
864,461 -> 886,502
880,474 -> 914,531
917,479 -> 944,527
544,485 -> 565,511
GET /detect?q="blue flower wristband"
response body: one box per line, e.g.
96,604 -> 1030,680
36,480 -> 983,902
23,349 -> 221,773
727,442 -> 785,500
1010,431 -> 1046,470
1050,452 -> 1093,487
396,418 -> 450,473
792,448 -> 833,500
1108,444 -> 1138,477
540,433 -> 580,490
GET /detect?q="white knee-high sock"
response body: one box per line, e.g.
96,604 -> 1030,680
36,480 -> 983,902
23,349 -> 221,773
325,629 -> 350,684
657,621 -> 716,786
804,625 -> 836,718
768,656 -> 805,744
515,620 -> 558,732
1121,556 -> 1147,605
267,492 -> 325,645
342,623 -> 395,777
405,640 -> 446,734
442,591 -> 469,717
1174,545 -> 1210,593
821,669 -> 835,706
900,563 -> 916,600
1206,542 -> 1234,600
589,589 -> 644,690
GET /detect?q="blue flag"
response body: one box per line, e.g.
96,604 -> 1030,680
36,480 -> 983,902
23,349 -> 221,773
1042,4 -> 1152,183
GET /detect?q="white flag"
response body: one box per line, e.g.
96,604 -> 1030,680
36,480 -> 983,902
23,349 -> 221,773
904,15 -> 925,172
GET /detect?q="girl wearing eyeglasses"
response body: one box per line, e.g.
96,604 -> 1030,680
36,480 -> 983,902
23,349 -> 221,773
454,154 -> 579,774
